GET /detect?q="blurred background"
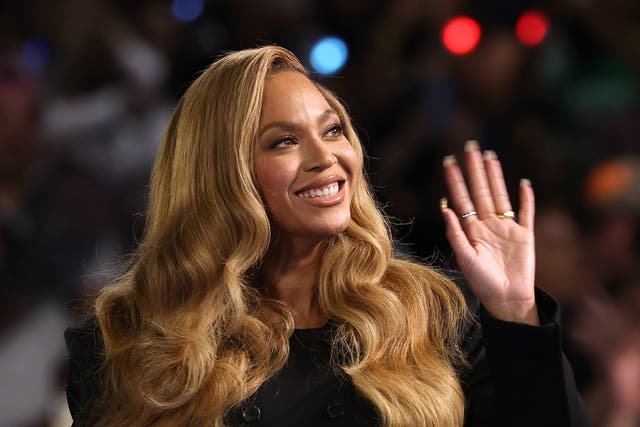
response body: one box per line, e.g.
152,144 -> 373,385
1,0 -> 639,425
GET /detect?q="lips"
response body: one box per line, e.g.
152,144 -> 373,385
297,182 -> 340,198
293,175 -> 346,196
293,176 -> 347,206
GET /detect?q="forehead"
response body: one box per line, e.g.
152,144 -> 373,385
259,71 -> 332,125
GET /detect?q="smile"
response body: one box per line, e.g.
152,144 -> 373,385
293,179 -> 347,206
296,182 -> 340,198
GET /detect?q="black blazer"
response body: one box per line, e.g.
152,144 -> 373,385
65,280 -> 590,426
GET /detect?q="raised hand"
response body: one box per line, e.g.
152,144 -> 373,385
441,140 -> 539,325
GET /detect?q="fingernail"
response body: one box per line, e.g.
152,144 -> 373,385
464,140 -> 479,152
443,155 -> 457,167
483,150 -> 497,161
520,178 -> 532,187
440,197 -> 448,212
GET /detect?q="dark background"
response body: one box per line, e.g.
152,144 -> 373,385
1,0 -> 639,425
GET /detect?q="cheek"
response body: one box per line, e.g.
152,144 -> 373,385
340,143 -> 361,186
345,146 -> 359,171
256,158 -> 296,207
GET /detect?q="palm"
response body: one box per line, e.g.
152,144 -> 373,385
458,219 -> 534,303
442,141 -> 538,324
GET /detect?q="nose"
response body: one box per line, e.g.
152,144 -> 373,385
302,137 -> 337,172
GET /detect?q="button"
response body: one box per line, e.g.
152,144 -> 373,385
326,402 -> 344,419
223,407 -> 244,425
241,405 -> 261,422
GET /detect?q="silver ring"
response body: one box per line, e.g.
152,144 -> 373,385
497,211 -> 515,219
460,211 -> 477,219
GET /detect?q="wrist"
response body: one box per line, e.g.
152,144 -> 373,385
484,300 -> 540,326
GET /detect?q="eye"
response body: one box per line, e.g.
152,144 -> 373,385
325,123 -> 343,137
269,135 -> 297,149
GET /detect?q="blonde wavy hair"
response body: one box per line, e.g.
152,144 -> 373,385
94,46 -> 468,426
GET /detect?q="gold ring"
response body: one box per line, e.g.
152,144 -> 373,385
497,211 -> 515,219
460,211 -> 477,219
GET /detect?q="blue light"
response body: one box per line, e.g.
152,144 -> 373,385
310,37 -> 348,75
20,38 -> 51,72
171,0 -> 205,23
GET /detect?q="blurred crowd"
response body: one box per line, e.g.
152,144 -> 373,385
0,0 -> 638,426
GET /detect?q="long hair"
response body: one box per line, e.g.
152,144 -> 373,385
94,46 -> 468,426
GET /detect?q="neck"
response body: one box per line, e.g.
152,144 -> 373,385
260,235 -> 329,329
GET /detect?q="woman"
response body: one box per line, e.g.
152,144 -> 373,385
65,46 -> 588,426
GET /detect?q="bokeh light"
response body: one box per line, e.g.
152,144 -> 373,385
585,160 -> 634,205
516,10 -> 549,47
171,0 -> 205,23
19,38 -> 51,72
441,16 -> 481,55
310,37 -> 348,75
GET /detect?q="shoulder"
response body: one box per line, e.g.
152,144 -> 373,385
65,316 -> 106,425
65,316 -> 103,354
65,316 -> 105,381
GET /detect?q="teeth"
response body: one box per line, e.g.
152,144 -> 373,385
297,182 -> 340,198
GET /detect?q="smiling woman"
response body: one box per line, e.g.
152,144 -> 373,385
64,46 -> 589,426
256,71 -> 358,243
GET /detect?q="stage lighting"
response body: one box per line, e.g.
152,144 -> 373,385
441,16 -> 481,55
172,0 -> 205,23
20,38 -> 51,72
310,37 -> 348,75
516,10 -> 549,47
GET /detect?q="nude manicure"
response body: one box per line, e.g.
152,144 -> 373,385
483,150 -> 497,161
443,155 -> 457,167
440,197 -> 448,212
520,178 -> 532,187
464,140 -> 479,152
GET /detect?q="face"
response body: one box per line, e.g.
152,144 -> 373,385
255,71 -> 358,241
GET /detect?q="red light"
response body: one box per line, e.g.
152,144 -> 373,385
442,16 -> 481,55
516,10 -> 549,46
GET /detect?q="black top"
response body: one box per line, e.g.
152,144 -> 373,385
65,283 -> 590,426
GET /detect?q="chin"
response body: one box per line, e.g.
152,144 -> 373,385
312,217 -> 351,239
272,210 -> 352,241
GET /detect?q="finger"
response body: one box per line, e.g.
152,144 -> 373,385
443,155 -> 478,224
518,178 -> 535,230
440,198 -> 475,262
483,150 -> 514,216
464,140 -> 496,219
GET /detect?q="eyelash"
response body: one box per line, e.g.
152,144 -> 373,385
270,135 -> 297,149
326,123 -> 343,137
268,123 -> 343,149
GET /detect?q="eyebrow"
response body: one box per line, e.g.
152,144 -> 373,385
258,109 -> 339,137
